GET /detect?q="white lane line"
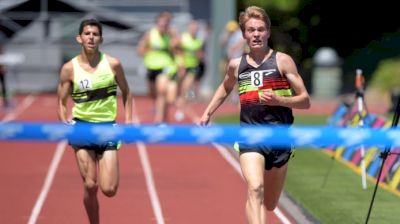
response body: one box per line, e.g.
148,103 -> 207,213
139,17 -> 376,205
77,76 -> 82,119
2,94 -> 36,122
24,94 -> 68,224
28,141 -> 67,224
212,143 -> 243,178
137,142 -> 165,224
132,98 -> 165,224
0,94 -> 67,224
185,107 -> 292,224
273,208 -> 292,224
29,96 -> 165,224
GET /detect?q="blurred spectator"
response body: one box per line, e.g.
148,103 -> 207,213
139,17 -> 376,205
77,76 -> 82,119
193,20 -> 211,100
219,21 -> 246,104
220,20 -> 247,80
220,20 -> 246,61
0,45 -> 9,108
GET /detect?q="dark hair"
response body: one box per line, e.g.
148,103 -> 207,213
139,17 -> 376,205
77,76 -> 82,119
156,11 -> 172,22
79,19 -> 103,36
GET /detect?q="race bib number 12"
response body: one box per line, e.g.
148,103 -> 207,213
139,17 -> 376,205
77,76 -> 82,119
78,78 -> 93,90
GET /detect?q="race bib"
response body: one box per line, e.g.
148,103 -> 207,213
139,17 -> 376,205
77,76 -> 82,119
250,69 -> 275,87
77,77 -> 93,90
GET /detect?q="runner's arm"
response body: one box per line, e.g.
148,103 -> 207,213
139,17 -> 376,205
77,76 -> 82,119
57,62 -> 73,123
199,58 -> 239,125
273,52 -> 310,109
110,56 -> 133,124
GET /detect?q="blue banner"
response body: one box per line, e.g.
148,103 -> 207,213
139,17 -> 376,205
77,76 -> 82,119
1,122 -> 400,150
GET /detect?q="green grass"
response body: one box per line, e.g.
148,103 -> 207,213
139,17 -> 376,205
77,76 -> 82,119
214,114 -> 400,224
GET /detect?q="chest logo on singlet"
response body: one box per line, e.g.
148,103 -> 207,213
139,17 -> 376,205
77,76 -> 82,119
250,69 -> 276,87
77,77 -> 93,90
238,72 -> 250,79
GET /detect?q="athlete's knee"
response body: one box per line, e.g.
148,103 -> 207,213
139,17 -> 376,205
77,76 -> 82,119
247,182 -> 264,200
101,184 -> 118,197
264,200 -> 279,211
84,179 -> 98,195
157,85 -> 167,95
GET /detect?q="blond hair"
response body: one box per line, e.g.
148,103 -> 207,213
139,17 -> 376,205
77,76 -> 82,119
239,6 -> 271,32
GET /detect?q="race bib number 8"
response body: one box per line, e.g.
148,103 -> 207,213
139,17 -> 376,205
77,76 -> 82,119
250,71 -> 263,87
250,69 -> 275,87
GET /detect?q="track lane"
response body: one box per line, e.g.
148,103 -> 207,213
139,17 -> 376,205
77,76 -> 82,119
39,95 -> 155,224
38,139 -> 155,224
0,142 -> 57,224
0,94 -> 156,224
132,96 -> 249,223
187,101 -> 294,224
0,94 -> 293,223
0,94 -> 62,224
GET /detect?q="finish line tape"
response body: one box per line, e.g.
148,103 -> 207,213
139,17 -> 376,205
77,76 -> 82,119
1,122 -> 399,150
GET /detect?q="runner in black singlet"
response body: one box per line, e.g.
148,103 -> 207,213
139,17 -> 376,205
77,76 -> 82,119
236,50 -> 294,170
199,6 -> 310,223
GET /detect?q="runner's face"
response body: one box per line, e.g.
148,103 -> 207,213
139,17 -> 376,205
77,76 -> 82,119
188,21 -> 198,35
157,17 -> 171,34
243,18 -> 269,50
78,25 -> 102,51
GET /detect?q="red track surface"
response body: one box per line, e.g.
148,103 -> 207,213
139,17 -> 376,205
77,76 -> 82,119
0,94 -> 293,224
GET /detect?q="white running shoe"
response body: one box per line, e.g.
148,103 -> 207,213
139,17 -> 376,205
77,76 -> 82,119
174,110 -> 185,121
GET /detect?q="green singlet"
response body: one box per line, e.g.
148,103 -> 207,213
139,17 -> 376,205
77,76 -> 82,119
143,28 -> 174,70
181,32 -> 203,68
71,53 -> 117,122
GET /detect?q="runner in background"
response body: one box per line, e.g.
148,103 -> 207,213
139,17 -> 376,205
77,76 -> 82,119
192,20 -> 211,101
137,11 -> 178,124
174,19 -> 205,121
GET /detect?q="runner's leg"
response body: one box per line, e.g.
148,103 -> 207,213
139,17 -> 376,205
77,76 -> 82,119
75,149 -> 99,224
98,150 -> 119,197
240,152 -> 265,224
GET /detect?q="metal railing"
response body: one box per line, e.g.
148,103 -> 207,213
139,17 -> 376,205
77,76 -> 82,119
0,0 -> 193,95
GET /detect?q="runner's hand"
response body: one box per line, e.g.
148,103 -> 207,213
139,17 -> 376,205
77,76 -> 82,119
198,113 -> 211,126
63,120 -> 76,125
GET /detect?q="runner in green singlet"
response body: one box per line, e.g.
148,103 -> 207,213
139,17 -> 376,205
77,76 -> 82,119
174,20 -> 205,121
57,19 -> 132,224
137,11 -> 178,124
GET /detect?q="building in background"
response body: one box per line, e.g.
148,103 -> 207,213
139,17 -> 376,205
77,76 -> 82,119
0,0 -> 239,97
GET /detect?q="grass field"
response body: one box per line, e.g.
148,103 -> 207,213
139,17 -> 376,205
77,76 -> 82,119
214,113 -> 399,224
